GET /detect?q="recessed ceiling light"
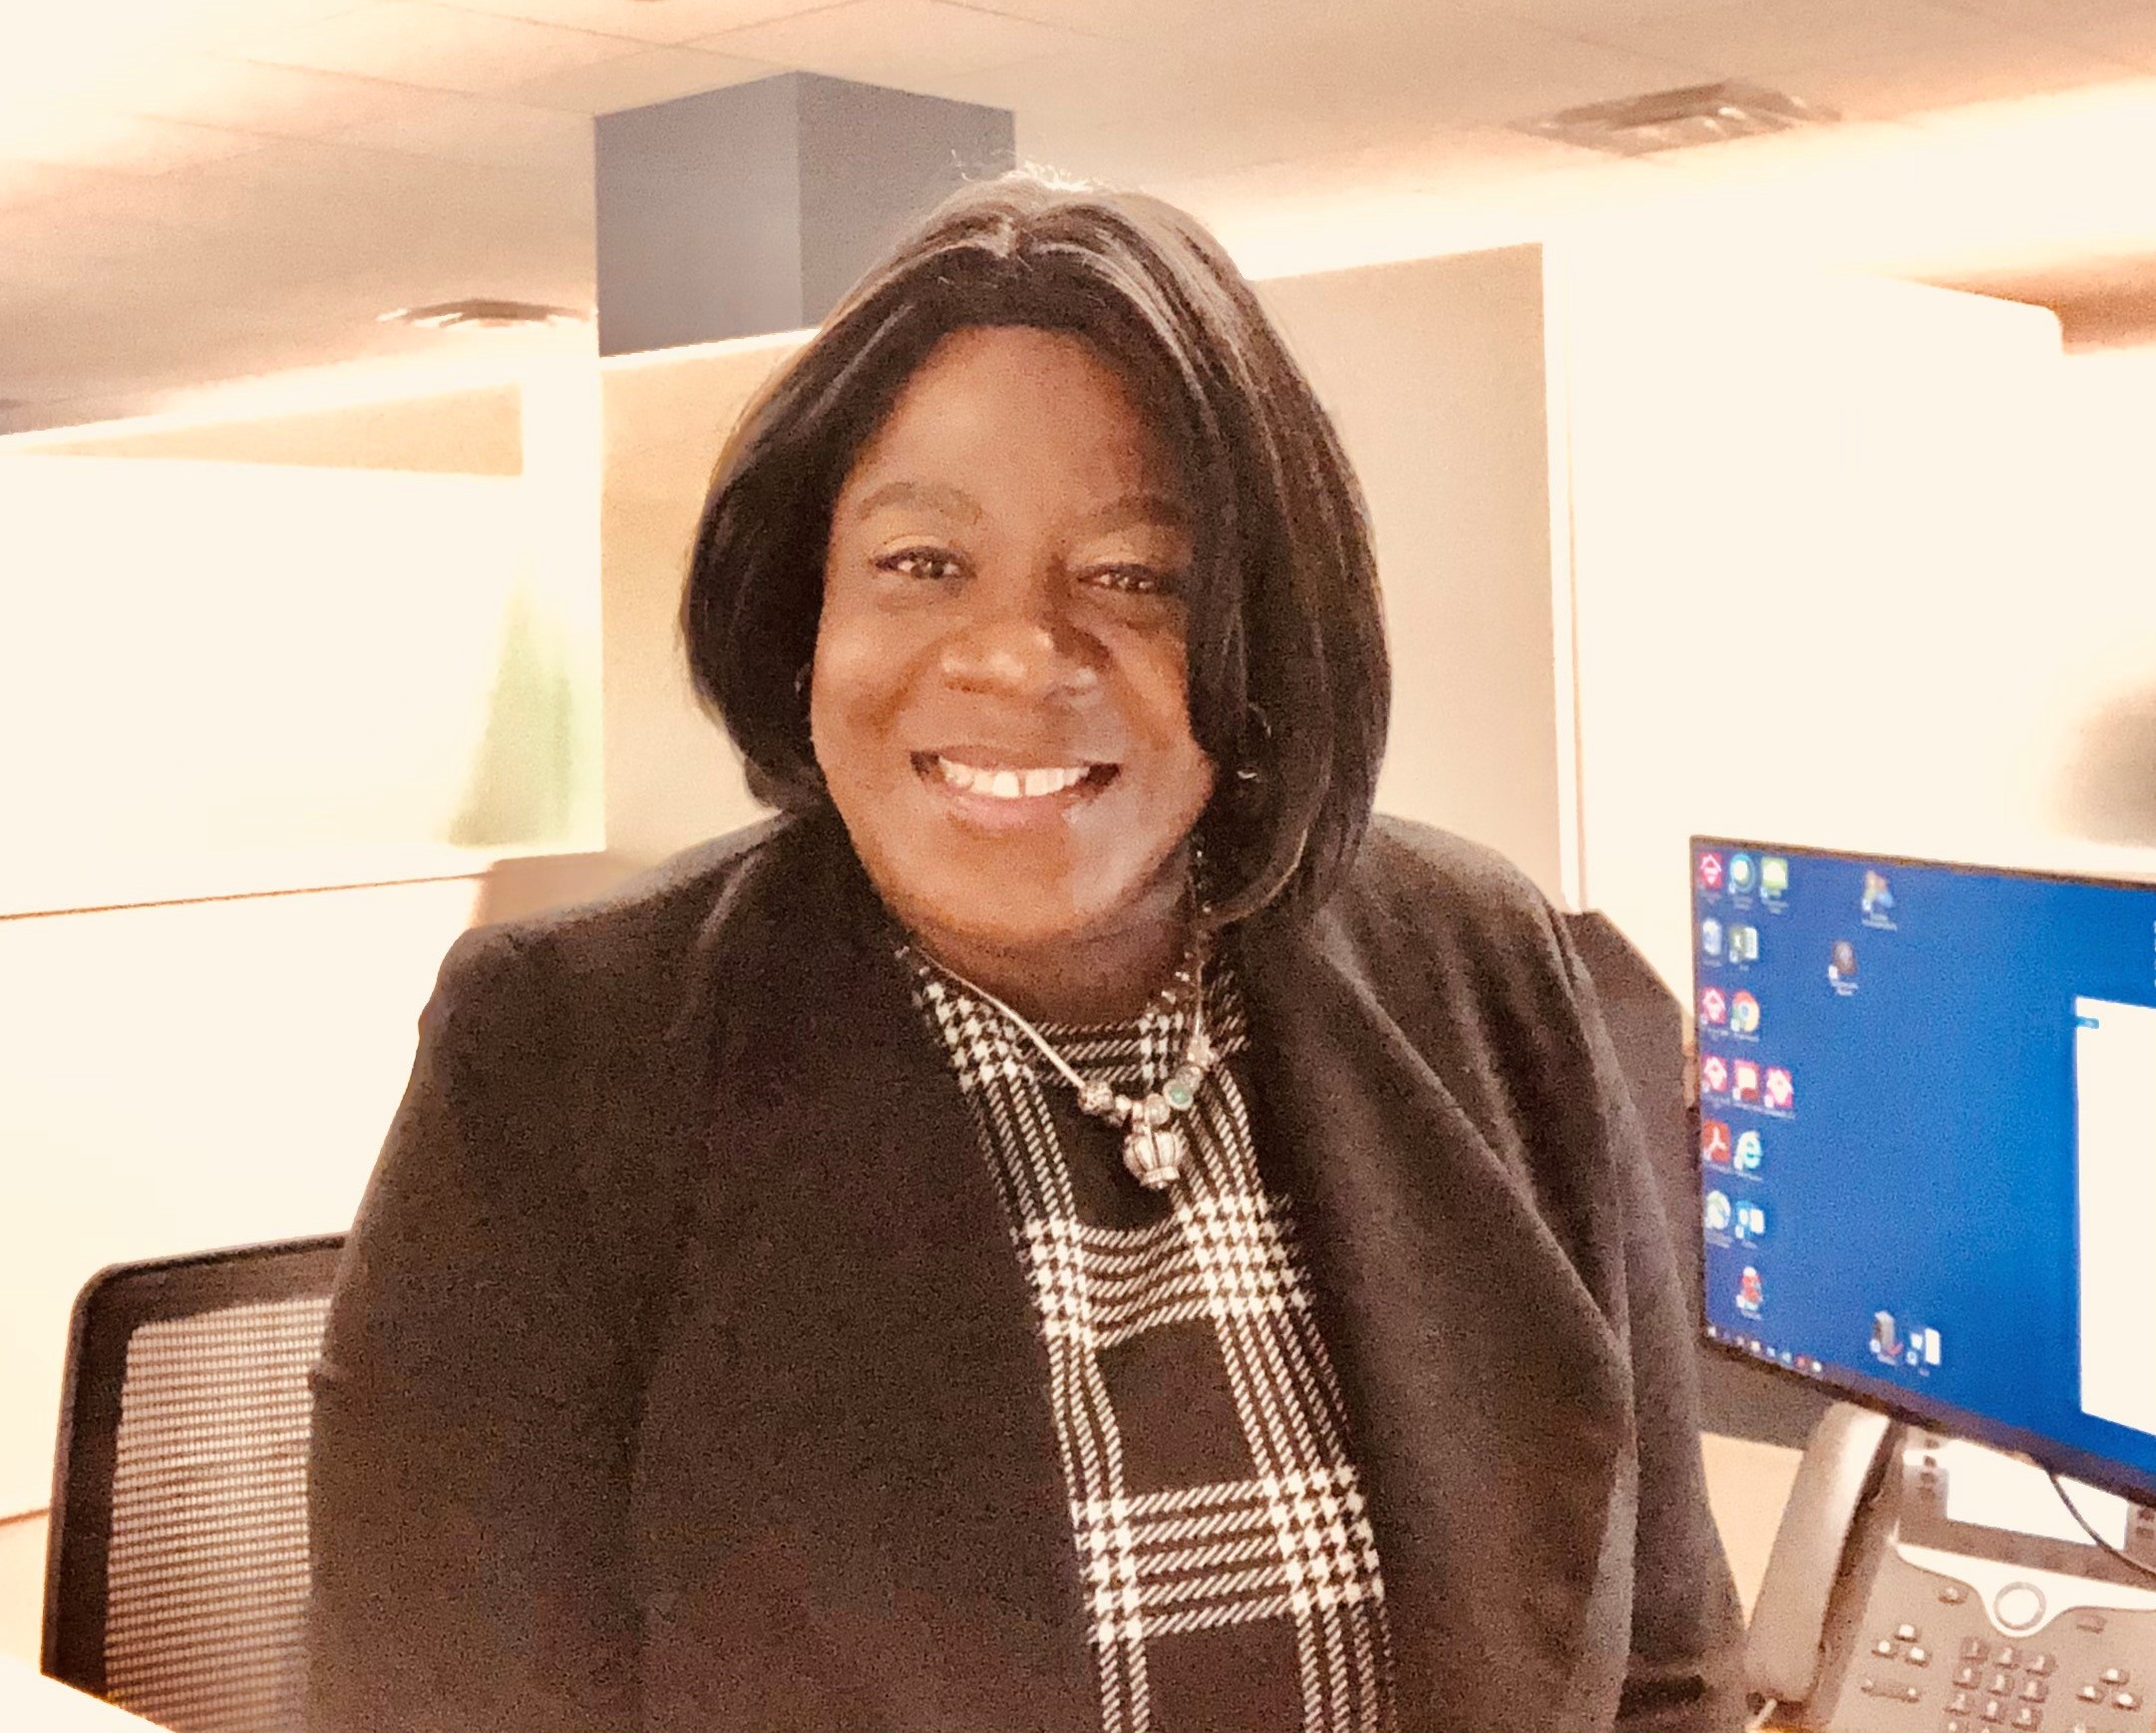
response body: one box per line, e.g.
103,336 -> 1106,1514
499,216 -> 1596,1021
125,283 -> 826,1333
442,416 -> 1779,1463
378,299 -> 589,331
1521,81 -> 1836,157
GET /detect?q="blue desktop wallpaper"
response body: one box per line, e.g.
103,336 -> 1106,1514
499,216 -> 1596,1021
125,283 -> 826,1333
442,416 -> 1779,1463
1690,839 -> 2156,1499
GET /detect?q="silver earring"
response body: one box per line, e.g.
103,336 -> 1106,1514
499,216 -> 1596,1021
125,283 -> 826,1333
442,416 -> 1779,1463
1233,702 -> 1270,794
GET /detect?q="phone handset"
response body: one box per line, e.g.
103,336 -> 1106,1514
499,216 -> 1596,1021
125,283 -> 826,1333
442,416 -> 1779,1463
1746,1403 -> 1899,1706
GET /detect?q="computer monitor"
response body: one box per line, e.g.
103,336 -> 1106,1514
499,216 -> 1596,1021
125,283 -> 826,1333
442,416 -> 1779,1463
1689,838 -> 2156,1516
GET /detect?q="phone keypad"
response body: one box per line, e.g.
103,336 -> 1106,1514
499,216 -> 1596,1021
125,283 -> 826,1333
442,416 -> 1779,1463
1917,1635 -> 2142,1733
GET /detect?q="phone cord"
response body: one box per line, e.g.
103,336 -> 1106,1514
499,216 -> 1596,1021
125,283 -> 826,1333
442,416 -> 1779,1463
2048,1472 -> 2156,1582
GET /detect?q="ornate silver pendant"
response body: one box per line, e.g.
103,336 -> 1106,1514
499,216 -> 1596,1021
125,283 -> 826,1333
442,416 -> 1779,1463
1123,1119 -> 1185,1191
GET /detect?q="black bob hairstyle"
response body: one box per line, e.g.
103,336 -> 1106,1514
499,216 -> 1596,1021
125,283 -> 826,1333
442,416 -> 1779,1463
683,172 -> 1390,928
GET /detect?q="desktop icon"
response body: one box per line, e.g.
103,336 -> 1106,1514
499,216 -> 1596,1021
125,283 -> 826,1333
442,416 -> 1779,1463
1828,939 -> 1858,986
1731,1059 -> 1762,1106
1700,1118 -> 1733,1165
1732,1200 -> 1768,1242
1862,869 -> 1896,927
1726,924 -> 1760,964
1703,1190 -> 1733,1233
1699,986 -> 1728,1026
1729,854 -> 1756,894
1761,857 -> 1789,899
1764,1067 -> 1795,1112
1733,1129 -> 1764,1173
1737,1267 -> 1764,1318
1700,1055 -> 1730,1096
1700,917 -> 1724,959
1698,852 -> 1725,891
1729,990 -> 1760,1035
1872,1310 -> 1904,1364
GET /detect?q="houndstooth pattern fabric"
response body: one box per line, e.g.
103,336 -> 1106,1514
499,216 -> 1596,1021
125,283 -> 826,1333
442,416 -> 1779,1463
911,954 -> 1395,1733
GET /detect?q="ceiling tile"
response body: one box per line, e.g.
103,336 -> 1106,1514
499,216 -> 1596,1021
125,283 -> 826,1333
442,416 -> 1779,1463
180,0 -> 390,53
1150,127 -> 1605,215
0,212 -> 174,295
0,109 -> 270,175
236,0 -> 648,96
0,159 -> 127,212
1779,36 -> 2137,121
103,54 -> 422,140
7,0 -> 2156,428
0,3 -> 364,107
1574,0 -> 2017,81
922,0 -> 1315,44
695,0 -> 1094,89
1417,36 -> 1715,127
174,136 -> 592,262
1455,0 -> 1785,28
964,5 -> 1699,181
1954,0 -> 2156,73
428,0 -> 833,48
329,89 -> 596,171
507,44 -> 778,112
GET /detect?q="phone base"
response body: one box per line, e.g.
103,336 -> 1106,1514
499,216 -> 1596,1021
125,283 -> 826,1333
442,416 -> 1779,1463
1756,1408 -> 2156,1733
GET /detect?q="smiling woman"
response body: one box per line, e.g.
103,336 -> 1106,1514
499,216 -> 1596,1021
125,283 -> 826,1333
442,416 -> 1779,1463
813,325 -> 1217,1026
306,174 -> 1745,1733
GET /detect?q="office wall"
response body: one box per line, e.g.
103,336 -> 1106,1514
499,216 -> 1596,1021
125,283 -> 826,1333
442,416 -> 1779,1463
0,382 -> 603,1520
598,335 -> 802,866
0,875 -> 485,1517
2044,343 -> 2156,852
1260,247 -> 1571,901
1556,257 -> 2113,994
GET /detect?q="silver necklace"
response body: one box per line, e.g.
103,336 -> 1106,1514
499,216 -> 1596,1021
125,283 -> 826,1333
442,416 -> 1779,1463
917,948 -> 1218,1191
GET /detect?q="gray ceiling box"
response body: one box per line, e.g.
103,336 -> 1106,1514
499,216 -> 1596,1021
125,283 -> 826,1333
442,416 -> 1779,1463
595,72 -> 1016,357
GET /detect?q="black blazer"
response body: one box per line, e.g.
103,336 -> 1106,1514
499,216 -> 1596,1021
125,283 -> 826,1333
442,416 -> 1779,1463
307,812 -> 1744,1733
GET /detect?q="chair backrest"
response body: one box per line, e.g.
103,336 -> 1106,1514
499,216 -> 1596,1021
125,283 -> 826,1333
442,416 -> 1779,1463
1563,911 -> 1828,1448
44,1236 -> 346,1733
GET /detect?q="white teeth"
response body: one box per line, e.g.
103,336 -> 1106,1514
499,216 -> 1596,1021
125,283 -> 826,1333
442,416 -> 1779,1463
934,758 -> 1091,799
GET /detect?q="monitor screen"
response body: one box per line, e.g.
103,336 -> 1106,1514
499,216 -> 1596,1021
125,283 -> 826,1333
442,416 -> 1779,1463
1689,838 -> 2156,1509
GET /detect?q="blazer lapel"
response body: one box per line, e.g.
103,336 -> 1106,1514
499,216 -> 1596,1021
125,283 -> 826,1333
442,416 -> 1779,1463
1238,908 -> 1635,1732
632,821 -> 1098,1733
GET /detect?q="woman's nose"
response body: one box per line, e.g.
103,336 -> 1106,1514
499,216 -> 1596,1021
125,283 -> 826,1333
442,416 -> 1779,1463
937,573 -> 1101,701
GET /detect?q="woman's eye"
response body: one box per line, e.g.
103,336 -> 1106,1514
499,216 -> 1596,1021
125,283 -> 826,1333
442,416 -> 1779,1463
1089,565 -> 1182,597
881,549 -> 962,581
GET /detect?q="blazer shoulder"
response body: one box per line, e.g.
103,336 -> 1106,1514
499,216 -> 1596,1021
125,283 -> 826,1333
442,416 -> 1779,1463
432,817 -> 791,999
1336,814 -> 1568,972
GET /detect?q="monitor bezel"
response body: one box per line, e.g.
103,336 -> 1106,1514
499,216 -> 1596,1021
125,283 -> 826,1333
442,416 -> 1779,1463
1687,833 -> 2156,1518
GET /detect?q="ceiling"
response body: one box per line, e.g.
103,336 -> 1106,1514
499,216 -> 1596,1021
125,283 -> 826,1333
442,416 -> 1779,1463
6,0 -> 2156,434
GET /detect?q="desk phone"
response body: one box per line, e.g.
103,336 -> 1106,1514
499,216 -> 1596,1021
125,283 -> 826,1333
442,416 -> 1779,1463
1749,1406 -> 2156,1733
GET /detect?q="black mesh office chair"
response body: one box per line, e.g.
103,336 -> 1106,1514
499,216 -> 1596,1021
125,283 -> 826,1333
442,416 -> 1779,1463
44,1235 -> 347,1733
1564,910 -> 1828,1448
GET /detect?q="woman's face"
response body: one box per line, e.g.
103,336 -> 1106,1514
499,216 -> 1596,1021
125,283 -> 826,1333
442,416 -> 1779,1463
813,324 -> 1216,983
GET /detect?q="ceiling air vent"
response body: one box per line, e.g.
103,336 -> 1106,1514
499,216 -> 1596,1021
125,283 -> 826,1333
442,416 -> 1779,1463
378,299 -> 587,330
1522,81 -> 1835,157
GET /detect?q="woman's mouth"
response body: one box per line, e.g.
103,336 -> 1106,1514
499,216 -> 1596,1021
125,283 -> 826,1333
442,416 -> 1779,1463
913,753 -> 1119,806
